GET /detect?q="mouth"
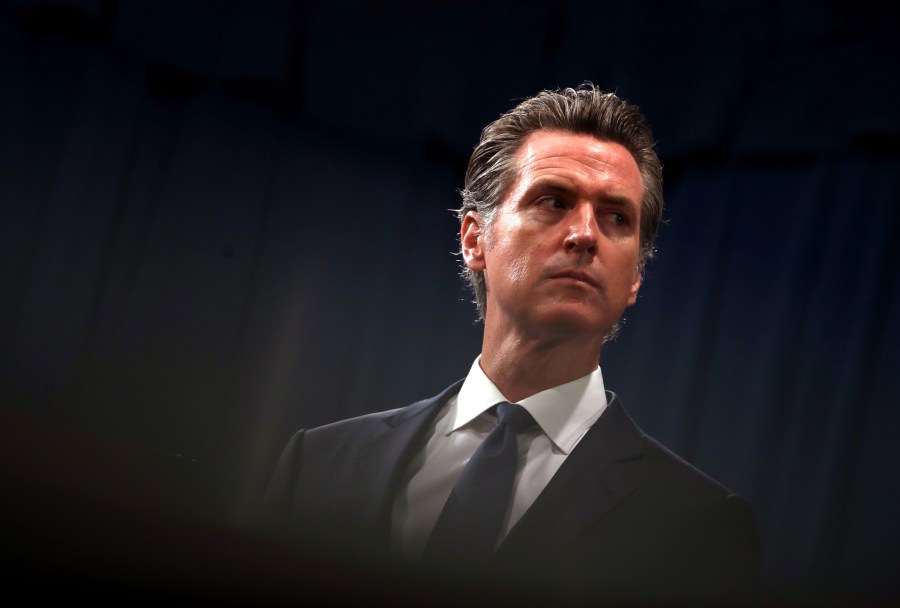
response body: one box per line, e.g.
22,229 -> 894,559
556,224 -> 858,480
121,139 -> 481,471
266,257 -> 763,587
550,270 -> 601,289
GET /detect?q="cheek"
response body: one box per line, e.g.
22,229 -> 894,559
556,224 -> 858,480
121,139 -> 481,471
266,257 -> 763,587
483,217 -> 543,290
485,237 -> 533,293
505,253 -> 529,285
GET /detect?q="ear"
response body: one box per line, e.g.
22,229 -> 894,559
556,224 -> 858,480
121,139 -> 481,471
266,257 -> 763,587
461,211 -> 486,272
626,271 -> 642,307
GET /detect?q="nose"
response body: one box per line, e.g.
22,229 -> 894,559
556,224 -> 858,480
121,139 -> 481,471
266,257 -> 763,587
564,203 -> 598,255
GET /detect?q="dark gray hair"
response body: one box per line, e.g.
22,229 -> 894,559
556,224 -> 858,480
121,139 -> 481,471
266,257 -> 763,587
457,83 -> 664,323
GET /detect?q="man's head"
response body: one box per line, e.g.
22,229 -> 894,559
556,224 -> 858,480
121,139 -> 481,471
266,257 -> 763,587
458,84 -> 663,330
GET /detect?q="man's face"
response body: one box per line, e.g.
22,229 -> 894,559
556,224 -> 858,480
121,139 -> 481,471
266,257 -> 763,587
462,130 -> 644,342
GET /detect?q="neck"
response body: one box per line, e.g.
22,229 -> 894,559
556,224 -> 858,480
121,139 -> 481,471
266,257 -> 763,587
478,320 -> 603,403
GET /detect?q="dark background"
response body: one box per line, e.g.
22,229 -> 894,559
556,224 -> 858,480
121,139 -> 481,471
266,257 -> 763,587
1,0 -> 898,604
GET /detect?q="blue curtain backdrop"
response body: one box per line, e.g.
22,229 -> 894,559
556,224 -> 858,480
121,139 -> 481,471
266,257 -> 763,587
1,0 -> 898,603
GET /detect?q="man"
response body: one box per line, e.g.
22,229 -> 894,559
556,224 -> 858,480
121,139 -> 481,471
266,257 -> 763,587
261,84 -> 760,605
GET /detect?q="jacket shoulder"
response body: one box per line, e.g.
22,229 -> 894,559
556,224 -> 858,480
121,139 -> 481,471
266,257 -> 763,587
303,378 -> 464,445
257,379 -> 464,531
639,432 -> 736,500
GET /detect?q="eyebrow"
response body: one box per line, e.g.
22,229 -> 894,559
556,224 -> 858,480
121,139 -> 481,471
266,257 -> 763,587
528,177 -> 577,196
527,177 -> 640,210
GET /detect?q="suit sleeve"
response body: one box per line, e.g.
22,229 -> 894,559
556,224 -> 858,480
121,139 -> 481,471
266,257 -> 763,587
673,494 -> 762,607
256,430 -> 306,535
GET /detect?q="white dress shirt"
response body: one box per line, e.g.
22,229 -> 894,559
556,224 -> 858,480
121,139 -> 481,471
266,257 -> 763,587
391,357 -> 609,557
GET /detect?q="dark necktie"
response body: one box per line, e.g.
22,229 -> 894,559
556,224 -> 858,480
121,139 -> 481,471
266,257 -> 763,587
423,402 -> 537,561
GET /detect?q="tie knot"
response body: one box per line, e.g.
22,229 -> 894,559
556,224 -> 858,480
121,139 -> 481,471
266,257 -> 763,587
495,402 -> 536,432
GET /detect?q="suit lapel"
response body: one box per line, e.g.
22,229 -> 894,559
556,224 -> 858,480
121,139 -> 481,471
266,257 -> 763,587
497,393 -> 645,558
352,380 -> 464,548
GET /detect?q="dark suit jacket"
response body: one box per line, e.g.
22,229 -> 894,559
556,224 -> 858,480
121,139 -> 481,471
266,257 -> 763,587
260,380 -> 760,606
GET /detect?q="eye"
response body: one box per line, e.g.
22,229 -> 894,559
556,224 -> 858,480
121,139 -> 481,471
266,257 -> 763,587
599,211 -> 632,230
537,196 -> 566,210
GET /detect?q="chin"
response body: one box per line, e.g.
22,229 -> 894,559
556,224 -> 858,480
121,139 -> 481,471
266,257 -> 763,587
531,305 -> 613,339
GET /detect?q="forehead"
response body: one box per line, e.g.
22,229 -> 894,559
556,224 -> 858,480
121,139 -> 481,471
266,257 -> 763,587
514,129 -> 643,182
508,130 -> 644,201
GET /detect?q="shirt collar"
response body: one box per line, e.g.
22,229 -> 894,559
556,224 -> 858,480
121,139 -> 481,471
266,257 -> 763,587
449,356 -> 608,454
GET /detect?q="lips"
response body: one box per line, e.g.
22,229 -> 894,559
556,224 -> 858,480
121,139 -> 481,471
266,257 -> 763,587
550,270 -> 601,289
